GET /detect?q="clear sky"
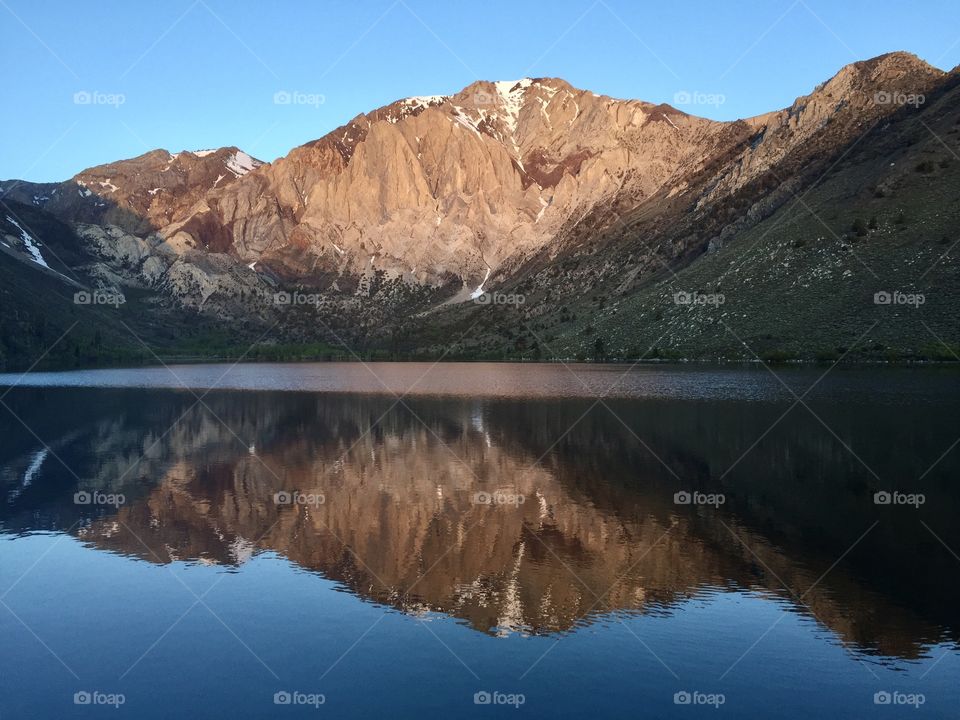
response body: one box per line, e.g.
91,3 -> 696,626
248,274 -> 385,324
3,0 -> 959,182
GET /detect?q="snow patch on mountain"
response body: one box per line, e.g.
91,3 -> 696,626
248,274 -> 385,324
225,151 -> 259,177
5,215 -> 49,267
494,78 -> 533,135
470,267 -> 492,299
404,95 -> 447,109
536,197 -> 549,222
662,113 -> 680,131
451,107 -> 482,137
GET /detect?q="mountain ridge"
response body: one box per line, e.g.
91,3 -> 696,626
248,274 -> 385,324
0,51 -> 957,369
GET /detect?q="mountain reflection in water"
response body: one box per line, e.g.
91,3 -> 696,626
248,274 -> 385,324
1,383 -> 958,664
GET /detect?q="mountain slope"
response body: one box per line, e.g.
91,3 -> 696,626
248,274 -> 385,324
433,60 -> 960,361
0,52 -> 957,369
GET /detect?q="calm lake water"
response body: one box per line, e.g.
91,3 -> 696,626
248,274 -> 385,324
0,363 -> 958,718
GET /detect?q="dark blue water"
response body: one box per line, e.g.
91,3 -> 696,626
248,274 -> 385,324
1,363 -> 958,718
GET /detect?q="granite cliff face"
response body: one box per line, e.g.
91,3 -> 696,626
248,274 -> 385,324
163,78 -> 727,289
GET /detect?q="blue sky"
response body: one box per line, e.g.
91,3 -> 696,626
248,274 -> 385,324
3,0 -> 959,181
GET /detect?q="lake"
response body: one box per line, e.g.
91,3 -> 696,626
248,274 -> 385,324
1,362 -> 958,718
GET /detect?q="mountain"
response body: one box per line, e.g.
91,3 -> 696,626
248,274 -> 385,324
176,77 -> 726,288
1,51 -> 958,369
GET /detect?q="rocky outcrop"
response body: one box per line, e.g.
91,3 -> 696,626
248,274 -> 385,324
699,52 -> 944,204
1,147 -> 262,236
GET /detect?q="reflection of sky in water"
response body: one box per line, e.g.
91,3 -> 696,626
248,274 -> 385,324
2,533 -> 957,719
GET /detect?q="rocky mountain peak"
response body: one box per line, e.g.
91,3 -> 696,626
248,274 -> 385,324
0,146 -> 263,238
811,50 -> 943,102
67,145 -> 263,230
165,73 -> 737,288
